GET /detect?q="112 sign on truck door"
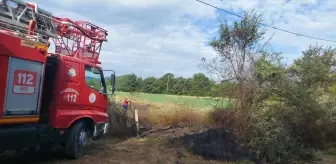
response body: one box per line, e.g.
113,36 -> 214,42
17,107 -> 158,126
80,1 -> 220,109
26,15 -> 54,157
12,69 -> 37,95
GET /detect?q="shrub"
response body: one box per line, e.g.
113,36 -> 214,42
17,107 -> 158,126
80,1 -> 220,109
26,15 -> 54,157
246,104 -> 302,163
208,107 -> 235,128
242,86 -> 336,163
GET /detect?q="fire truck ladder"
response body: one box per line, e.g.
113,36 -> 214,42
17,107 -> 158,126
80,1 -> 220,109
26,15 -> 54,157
0,0 -> 57,44
51,17 -> 108,64
0,0 -> 109,64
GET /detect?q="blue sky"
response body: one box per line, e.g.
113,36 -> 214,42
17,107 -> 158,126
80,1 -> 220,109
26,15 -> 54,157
34,0 -> 336,78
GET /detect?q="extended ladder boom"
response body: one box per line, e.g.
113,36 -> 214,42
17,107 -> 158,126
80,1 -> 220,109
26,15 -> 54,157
0,0 -> 108,65
52,17 -> 107,42
0,0 -> 57,39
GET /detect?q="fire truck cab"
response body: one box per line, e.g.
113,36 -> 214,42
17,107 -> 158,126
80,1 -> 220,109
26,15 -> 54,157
0,0 -> 115,159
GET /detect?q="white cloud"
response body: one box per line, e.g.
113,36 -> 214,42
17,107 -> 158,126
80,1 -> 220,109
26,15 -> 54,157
210,0 -> 336,63
261,0 -> 336,54
33,0 -> 336,78
35,0 -> 218,78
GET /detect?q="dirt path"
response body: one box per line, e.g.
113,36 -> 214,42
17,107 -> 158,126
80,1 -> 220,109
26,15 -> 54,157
0,126 -> 252,164
2,125 -> 334,164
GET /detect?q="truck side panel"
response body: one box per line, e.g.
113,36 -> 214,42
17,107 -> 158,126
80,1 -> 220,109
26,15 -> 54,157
3,57 -> 44,116
0,34 -> 46,63
53,110 -> 94,128
0,32 -> 47,119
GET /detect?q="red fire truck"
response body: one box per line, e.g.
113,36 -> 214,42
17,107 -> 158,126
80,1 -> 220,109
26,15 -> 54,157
0,0 -> 115,159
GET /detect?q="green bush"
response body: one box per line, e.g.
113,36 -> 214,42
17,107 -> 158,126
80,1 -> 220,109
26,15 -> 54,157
241,83 -> 336,163
247,105 -> 299,163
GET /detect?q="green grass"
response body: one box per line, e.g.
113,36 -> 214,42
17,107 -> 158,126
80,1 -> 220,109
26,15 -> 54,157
115,91 -> 231,109
325,148 -> 336,156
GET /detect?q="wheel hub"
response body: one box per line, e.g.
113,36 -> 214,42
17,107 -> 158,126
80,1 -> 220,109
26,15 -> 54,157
79,130 -> 87,147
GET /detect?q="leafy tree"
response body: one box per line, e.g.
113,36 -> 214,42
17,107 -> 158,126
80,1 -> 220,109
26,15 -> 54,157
290,45 -> 336,89
115,75 -> 128,91
158,73 -> 175,94
170,77 -> 192,95
116,74 -> 138,92
191,73 -> 211,96
202,11 -> 266,84
200,11 -> 269,127
124,74 -> 138,92
142,77 -> 157,93
210,81 -> 236,98
136,77 -> 143,92
152,78 -> 164,94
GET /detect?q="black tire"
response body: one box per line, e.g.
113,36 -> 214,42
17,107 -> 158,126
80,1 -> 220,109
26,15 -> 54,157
65,121 -> 88,159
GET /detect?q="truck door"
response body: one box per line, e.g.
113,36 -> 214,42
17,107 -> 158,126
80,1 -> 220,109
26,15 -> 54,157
82,65 -> 108,121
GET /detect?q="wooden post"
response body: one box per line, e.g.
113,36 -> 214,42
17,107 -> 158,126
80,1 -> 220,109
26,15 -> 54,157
134,108 -> 139,135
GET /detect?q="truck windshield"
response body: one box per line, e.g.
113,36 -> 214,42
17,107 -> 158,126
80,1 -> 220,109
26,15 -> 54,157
84,65 -> 106,93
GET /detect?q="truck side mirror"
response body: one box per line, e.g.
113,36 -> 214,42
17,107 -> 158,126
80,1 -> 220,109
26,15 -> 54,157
110,73 -> 116,94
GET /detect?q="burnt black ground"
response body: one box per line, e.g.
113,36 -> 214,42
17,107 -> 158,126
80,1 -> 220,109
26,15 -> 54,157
174,128 -> 252,162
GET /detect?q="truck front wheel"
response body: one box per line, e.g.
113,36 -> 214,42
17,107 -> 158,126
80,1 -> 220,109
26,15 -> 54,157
65,121 -> 88,159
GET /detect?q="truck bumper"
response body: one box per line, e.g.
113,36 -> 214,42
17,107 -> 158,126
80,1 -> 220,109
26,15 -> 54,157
93,122 -> 109,139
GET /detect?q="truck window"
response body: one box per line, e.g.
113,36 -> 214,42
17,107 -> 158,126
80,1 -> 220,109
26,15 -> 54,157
84,66 -> 103,91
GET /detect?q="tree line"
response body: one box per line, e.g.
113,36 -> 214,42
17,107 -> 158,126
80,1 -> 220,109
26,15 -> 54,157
112,72 -> 230,97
